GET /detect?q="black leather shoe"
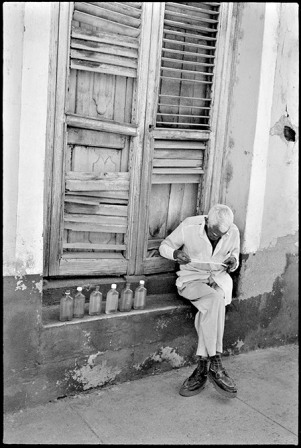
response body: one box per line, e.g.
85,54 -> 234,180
208,354 -> 237,399
179,358 -> 208,397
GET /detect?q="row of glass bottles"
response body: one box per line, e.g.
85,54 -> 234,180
59,281 -> 147,322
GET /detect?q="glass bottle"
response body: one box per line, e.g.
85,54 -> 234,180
59,290 -> 74,322
133,280 -> 147,310
105,283 -> 119,314
73,286 -> 85,318
119,282 -> 133,312
89,286 -> 102,316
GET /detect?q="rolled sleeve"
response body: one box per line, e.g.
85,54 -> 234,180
159,222 -> 185,261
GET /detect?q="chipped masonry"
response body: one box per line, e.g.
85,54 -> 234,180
67,354 -> 121,391
134,347 -> 185,371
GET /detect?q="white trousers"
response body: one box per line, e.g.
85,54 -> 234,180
178,280 -> 226,357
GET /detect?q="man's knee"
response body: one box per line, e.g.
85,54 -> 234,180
211,288 -> 225,302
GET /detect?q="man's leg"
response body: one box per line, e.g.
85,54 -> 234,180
178,280 -> 237,398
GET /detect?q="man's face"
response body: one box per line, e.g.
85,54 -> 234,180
205,218 -> 229,241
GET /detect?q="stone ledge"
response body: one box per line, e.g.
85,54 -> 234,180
42,293 -> 191,327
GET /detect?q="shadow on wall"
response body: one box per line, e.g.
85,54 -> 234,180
224,253 -> 298,355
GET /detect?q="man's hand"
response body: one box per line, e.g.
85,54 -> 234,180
173,249 -> 191,265
223,256 -> 237,273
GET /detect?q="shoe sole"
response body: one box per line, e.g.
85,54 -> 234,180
208,373 -> 237,399
179,382 -> 206,397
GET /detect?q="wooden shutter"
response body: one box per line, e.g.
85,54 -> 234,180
48,2 -> 147,276
135,2 -> 222,275
157,2 -> 220,130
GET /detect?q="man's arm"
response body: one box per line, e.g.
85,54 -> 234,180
159,221 -> 190,263
223,227 -> 240,272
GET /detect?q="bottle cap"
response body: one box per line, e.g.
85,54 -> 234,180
77,287 -> 82,292
140,280 -> 145,285
111,284 -> 117,288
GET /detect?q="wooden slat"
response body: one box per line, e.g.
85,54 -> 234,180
165,10 -> 219,26
89,2 -> 142,18
66,172 -> 129,192
163,28 -> 217,42
162,46 -> 215,58
64,195 -> 101,205
59,258 -> 127,276
152,159 -> 202,168
162,46 -> 215,62
64,213 -> 127,224
64,214 -> 127,233
161,67 -> 214,77
154,140 -> 206,149
62,251 -> 124,259
68,190 -> 129,200
63,242 -> 126,250
66,179 -> 130,191
67,128 -> 125,148
65,202 -> 128,216
164,19 -> 218,34
66,113 -> 137,136
160,76 -> 212,85
71,24 -> 139,49
71,58 -> 137,78
152,174 -> 201,184
154,149 -> 204,159
73,11 -> 140,38
158,103 -> 210,110
66,171 -> 129,180
74,3 -> 141,28
71,38 -> 138,58
143,257 -> 176,274
158,113 -> 210,119
152,167 -> 204,175
157,122 -> 210,127
123,2 -> 142,9
166,2 -> 220,16
70,49 -> 138,69
152,130 -> 210,140
161,57 -> 214,68
159,94 -> 212,102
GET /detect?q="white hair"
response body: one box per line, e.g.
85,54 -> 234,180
207,204 -> 234,232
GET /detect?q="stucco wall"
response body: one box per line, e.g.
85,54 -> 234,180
260,3 -> 298,249
3,2 -> 24,275
3,2 -> 51,278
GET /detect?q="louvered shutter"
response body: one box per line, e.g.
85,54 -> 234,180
51,2 -> 144,276
136,2 -> 222,274
157,2 -> 220,130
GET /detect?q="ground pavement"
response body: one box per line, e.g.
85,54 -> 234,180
3,344 -> 298,445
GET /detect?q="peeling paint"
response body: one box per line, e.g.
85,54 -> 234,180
33,280 -> 43,293
134,347 -> 185,371
15,279 -> 27,291
68,356 -> 121,391
270,114 -> 298,144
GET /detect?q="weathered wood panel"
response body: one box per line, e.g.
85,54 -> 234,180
74,2 -> 141,28
73,11 -> 140,38
63,242 -> 126,250
65,203 -> 128,216
71,38 -> 138,58
71,24 -> 139,49
59,258 -> 128,276
67,128 -> 125,148
143,257 -> 176,274
66,114 -> 137,136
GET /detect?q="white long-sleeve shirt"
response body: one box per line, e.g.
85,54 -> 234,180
159,215 -> 240,305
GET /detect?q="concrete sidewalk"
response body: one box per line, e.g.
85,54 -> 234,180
4,344 -> 298,445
